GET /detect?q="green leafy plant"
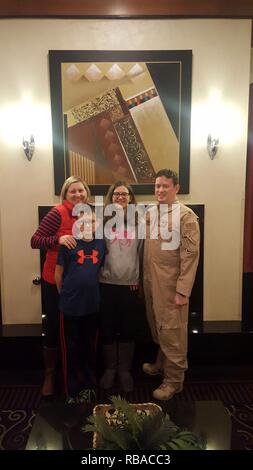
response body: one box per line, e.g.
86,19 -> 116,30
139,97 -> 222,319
83,395 -> 205,450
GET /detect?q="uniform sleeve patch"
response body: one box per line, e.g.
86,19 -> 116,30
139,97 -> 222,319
185,222 -> 197,230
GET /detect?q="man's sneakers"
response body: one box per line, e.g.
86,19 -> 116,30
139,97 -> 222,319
152,382 -> 183,401
142,362 -> 162,376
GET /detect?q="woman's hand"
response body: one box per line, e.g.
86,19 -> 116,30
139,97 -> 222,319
59,235 -> 77,249
130,284 -> 139,292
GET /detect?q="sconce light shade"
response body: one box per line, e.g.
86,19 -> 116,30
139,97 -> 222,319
207,134 -> 219,160
23,134 -> 35,161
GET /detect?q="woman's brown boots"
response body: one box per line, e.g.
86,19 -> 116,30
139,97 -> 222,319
41,347 -> 57,397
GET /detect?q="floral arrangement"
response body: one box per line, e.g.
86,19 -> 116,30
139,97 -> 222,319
83,395 -> 205,450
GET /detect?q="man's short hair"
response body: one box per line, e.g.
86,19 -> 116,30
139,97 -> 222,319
155,169 -> 179,186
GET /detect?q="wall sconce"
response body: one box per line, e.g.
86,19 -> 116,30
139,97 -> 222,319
22,134 -> 35,161
207,134 -> 219,160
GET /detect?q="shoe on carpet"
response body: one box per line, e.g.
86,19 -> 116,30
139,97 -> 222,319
99,369 -> 116,389
152,382 -> 183,401
65,395 -> 79,406
78,388 -> 96,403
142,362 -> 162,376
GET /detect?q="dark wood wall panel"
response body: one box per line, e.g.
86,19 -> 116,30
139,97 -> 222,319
0,0 -> 253,18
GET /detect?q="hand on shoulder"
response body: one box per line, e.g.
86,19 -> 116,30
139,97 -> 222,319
59,235 -> 77,249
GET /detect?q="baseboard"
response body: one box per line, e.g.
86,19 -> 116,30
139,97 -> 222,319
1,322 -> 253,372
1,324 -> 42,337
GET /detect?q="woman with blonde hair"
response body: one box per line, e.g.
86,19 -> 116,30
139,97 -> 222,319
31,176 -> 90,396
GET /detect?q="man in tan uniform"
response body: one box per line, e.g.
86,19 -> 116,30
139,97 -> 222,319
143,169 -> 200,400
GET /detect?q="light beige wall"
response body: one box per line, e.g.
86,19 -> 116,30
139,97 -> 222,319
250,48 -> 253,84
0,19 -> 251,324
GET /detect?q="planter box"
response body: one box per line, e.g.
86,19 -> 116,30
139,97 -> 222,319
92,402 -> 162,449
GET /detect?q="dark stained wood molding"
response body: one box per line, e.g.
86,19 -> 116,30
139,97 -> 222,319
0,0 -> 253,18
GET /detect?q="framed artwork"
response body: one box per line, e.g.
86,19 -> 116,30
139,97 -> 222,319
49,50 -> 192,195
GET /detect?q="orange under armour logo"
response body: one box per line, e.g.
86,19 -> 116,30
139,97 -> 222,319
77,249 -> 99,264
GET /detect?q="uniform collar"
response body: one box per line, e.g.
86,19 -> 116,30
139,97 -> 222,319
158,197 -> 179,213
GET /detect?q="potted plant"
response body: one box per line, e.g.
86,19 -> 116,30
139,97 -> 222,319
83,395 -> 205,450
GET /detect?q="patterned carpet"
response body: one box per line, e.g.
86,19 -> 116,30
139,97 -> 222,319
1,381 -> 253,450
0,385 -> 41,451
226,404 -> 253,450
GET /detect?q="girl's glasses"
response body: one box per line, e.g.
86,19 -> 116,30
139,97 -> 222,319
113,192 -> 129,198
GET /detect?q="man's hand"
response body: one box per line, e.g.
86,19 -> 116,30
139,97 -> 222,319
174,292 -> 189,306
59,235 -> 77,249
